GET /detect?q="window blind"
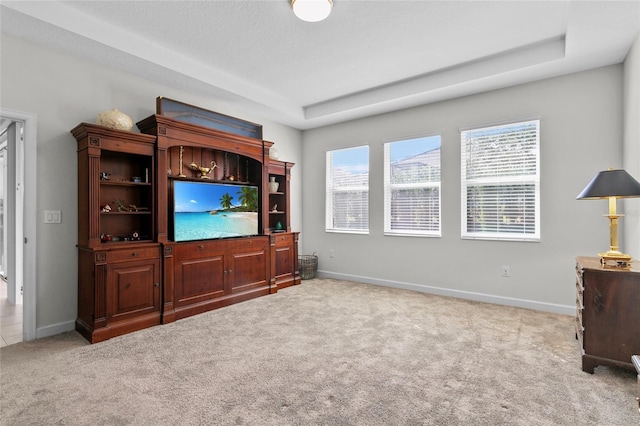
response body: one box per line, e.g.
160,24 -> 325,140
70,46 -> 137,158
384,136 -> 441,236
461,120 -> 540,241
326,146 -> 369,233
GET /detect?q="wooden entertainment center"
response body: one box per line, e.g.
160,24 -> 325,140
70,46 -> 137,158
72,104 -> 300,343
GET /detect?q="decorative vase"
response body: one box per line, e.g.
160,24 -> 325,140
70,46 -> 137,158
268,176 -> 280,193
269,147 -> 279,160
96,109 -> 134,131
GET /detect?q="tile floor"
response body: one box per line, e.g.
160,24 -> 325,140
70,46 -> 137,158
0,278 -> 23,347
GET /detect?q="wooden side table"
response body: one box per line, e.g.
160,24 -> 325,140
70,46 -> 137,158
575,257 -> 640,373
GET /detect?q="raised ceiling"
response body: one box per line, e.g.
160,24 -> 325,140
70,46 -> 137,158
1,1 -> 639,130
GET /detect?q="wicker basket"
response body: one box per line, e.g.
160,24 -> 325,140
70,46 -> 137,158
299,254 -> 318,280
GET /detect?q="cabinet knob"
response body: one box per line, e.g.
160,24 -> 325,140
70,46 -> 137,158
198,245 -> 204,250
154,283 -> 159,288
131,252 -> 137,257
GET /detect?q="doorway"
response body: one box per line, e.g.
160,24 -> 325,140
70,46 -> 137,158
0,122 -> 23,346
0,110 -> 37,344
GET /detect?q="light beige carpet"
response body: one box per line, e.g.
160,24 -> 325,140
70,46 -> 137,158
1,278 -> 637,425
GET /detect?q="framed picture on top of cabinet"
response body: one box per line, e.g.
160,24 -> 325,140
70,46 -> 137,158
155,97 -> 263,139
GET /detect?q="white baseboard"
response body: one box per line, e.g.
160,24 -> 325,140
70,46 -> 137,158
317,270 -> 575,316
36,320 -> 75,339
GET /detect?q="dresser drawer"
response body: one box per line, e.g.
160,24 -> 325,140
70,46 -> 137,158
104,246 -> 160,263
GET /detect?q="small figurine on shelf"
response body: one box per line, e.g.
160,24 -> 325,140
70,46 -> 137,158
272,204 -> 278,212
115,199 -> 130,212
276,221 -> 283,231
100,172 -> 110,180
101,204 -> 112,213
190,160 -> 217,179
132,231 -> 140,241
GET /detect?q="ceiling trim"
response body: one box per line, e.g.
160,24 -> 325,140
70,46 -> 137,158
304,36 -> 566,120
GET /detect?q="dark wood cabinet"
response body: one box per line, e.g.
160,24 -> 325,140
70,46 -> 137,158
73,123 -> 156,247
267,159 -> 301,291
73,124 -> 161,343
270,232 -> 300,291
267,159 -> 292,233
73,106 -> 299,343
105,252 -> 161,324
168,237 -> 269,320
76,244 -> 162,343
575,256 -> 640,373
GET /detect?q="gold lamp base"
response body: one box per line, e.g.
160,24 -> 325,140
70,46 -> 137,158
598,251 -> 632,269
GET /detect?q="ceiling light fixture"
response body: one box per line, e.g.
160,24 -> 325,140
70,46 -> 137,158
292,0 -> 333,22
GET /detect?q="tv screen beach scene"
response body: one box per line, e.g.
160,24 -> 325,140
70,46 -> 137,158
173,180 -> 259,241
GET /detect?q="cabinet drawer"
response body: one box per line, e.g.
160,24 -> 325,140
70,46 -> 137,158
174,240 -> 225,259
576,305 -> 583,327
274,233 -> 293,247
173,237 -> 268,259
105,246 -> 160,263
227,236 -> 268,252
575,316 -> 584,345
575,266 -> 584,290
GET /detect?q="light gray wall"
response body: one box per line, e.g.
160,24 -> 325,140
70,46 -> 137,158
623,32 -> 640,259
0,34 -> 303,337
301,65 -> 625,315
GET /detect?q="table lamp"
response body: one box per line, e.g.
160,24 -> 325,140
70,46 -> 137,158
577,169 -> 640,267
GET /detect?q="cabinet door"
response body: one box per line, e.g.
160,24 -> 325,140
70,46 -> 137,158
106,258 -> 160,323
274,233 -> 294,283
173,242 -> 226,307
228,238 -> 269,294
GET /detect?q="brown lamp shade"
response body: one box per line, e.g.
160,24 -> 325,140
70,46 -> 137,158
577,169 -> 640,200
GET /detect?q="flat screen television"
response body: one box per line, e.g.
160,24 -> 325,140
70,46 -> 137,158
172,180 -> 259,242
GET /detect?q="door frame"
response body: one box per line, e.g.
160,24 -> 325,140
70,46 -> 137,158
0,109 -> 37,341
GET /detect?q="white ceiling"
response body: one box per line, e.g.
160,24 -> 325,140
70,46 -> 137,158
1,1 -> 639,130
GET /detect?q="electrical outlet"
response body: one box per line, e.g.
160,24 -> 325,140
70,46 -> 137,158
501,265 -> 510,277
44,210 -> 61,224
329,249 -> 335,258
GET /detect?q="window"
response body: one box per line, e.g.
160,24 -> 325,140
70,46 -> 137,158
384,135 -> 441,236
461,120 -> 540,241
326,146 -> 369,233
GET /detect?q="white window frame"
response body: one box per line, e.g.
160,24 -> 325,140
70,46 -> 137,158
384,135 -> 441,237
326,146 -> 369,234
461,119 -> 540,242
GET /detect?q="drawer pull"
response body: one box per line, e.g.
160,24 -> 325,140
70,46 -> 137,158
131,252 -> 137,257
198,245 -> 204,250
154,283 -> 159,288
